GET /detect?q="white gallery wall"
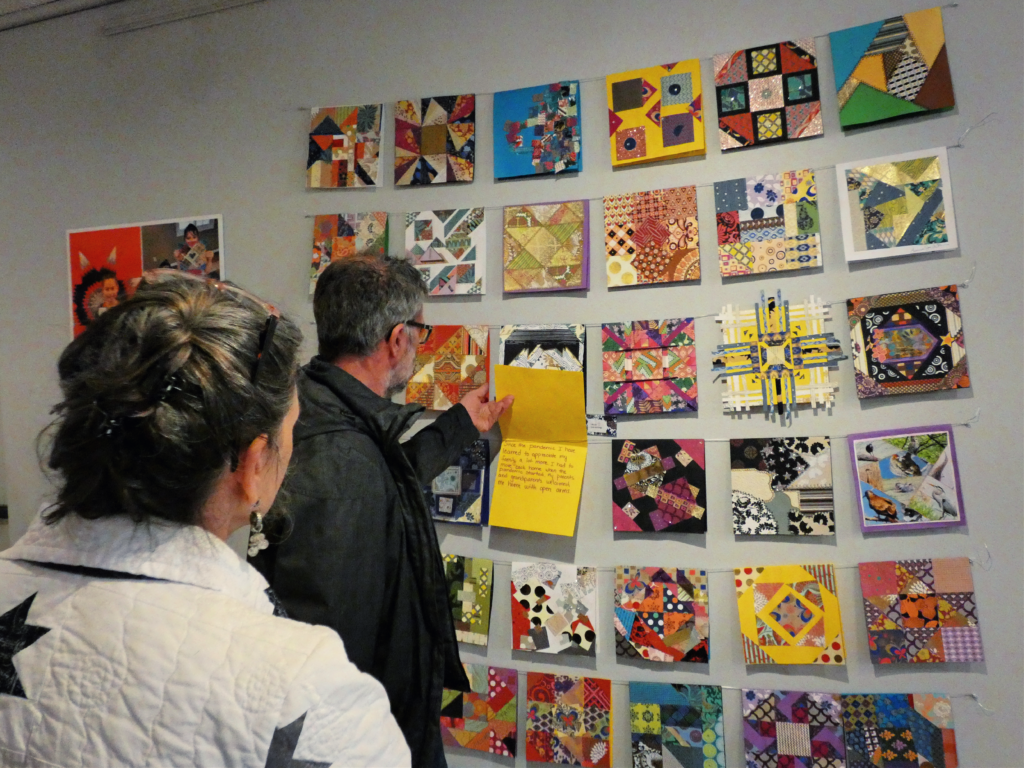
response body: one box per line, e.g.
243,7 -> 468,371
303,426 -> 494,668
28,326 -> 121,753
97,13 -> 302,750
0,0 -> 1021,765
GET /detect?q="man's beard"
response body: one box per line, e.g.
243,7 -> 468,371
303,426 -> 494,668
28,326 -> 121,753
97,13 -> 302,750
384,348 -> 416,398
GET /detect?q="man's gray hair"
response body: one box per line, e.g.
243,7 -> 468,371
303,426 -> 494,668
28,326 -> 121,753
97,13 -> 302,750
313,254 -> 427,361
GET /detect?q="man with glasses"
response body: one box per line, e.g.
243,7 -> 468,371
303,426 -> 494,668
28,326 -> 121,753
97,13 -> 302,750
251,254 -> 510,768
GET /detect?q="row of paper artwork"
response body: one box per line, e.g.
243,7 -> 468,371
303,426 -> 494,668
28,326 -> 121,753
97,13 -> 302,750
304,145 -> 958,297
440,668 -> 960,768
441,555 -> 983,667
306,8 -> 955,187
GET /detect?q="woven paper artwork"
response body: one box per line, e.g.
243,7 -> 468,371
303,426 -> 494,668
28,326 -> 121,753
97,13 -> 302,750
629,683 -> 724,768
512,562 -> 598,656
714,169 -> 821,277
612,439 -> 706,534
395,94 -> 474,185
735,564 -> 846,665
526,673 -> 612,767
849,426 -> 965,532
427,439 -> 490,525
442,554 -> 493,646
859,557 -> 982,664
732,437 -> 834,536
405,209 -> 485,295
604,186 -> 700,287
405,325 -> 488,411
499,324 -> 585,374
841,693 -> 958,767
743,689 -> 847,767
606,60 -> 705,166
714,39 -> 822,151
493,81 -> 581,179
615,567 -> 709,662
848,285 -> 968,399
441,663 -> 517,757
602,318 -> 697,415
830,7 -> 955,129
306,104 -> 381,188
713,291 -> 846,420
310,212 -> 388,294
503,201 -> 589,293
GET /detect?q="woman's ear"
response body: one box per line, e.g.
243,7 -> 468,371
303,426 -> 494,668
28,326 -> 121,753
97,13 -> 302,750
234,434 -> 271,507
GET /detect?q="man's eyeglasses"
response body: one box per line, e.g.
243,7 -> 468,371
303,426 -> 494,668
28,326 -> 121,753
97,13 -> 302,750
404,319 -> 433,344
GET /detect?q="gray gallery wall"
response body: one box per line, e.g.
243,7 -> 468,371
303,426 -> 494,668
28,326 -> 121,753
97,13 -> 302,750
0,0 -> 1021,765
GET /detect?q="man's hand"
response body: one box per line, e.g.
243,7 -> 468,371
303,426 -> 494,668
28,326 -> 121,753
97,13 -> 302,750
460,384 -> 514,433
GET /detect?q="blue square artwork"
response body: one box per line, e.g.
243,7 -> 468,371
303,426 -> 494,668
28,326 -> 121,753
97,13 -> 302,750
426,439 -> 491,525
492,81 -> 581,179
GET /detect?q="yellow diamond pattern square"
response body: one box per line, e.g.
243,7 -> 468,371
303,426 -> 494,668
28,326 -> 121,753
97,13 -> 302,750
757,112 -> 783,140
751,48 -> 778,75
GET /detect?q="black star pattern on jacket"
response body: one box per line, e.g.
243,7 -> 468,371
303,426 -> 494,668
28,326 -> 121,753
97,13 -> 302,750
0,593 -> 51,699
264,712 -> 330,768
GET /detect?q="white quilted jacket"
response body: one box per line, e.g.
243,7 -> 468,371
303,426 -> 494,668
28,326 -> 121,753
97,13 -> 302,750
0,512 -> 411,768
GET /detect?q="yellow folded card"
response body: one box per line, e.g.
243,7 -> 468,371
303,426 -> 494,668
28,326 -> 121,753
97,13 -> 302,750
490,366 -> 587,536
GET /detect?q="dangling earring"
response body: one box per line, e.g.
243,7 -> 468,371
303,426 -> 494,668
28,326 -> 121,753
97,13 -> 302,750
247,502 -> 269,558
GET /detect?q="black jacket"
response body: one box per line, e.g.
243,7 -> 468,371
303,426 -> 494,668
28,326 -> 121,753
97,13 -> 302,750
251,358 -> 476,767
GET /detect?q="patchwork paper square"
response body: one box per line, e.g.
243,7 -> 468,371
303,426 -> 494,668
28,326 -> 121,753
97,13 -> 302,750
735,564 -> 846,665
858,557 -> 982,664
615,567 -> 709,662
604,186 -> 700,287
493,81 -> 581,178
629,683 -> 724,768
526,673 -> 612,767
602,318 -> 697,415
499,324 -> 585,374
849,426 -> 965,532
512,562 -> 598,656
837,147 -> 957,261
714,40 -> 822,151
441,663 -> 517,757
714,169 -> 821,277
426,439 -> 490,525
406,325 -> 489,411
713,291 -> 846,420
309,212 -> 388,294
405,208 -> 485,295
503,201 -> 589,293
842,693 -> 958,767
830,7 -> 955,129
743,689 -> 846,767
442,554 -> 493,646
606,60 -> 705,167
394,94 -> 475,185
732,437 -> 834,536
848,285 -> 969,398
612,439 -> 706,534
306,104 -> 381,188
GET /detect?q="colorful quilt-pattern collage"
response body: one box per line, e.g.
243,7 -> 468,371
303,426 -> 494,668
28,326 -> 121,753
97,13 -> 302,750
713,169 -> 821,278
395,94 -> 475,185
731,437 -> 834,536
526,673 -> 612,767
743,689 -> 846,768
848,285 -> 968,399
306,104 -> 381,188
714,39 -> 822,151
614,567 -> 709,662
604,186 -> 700,288
611,439 -> 706,534
830,7 -> 955,129
405,208 -> 485,295
841,692 -> 958,767
309,212 -> 388,294
493,81 -> 581,179
629,683 -> 725,768
602,318 -> 697,415
512,562 -> 598,656
443,554 -> 493,647
405,325 -> 489,411
440,663 -> 517,758
859,557 -> 983,664
735,564 -> 847,665
606,59 -> 705,166
427,438 -> 490,525
503,201 -> 589,293
499,324 -> 585,374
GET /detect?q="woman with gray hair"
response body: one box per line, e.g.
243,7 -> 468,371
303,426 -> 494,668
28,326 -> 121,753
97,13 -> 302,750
0,272 -> 409,767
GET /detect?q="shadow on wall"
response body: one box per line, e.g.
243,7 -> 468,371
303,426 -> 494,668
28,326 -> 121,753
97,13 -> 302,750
0,506 -> 9,552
